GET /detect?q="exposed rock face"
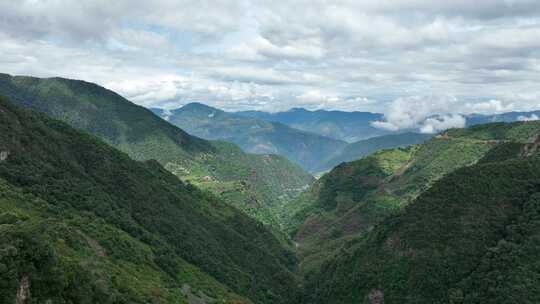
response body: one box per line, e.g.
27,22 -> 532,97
16,274 -> 30,304
181,284 -> 216,304
0,150 -> 9,161
367,288 -> 384,304
522,133 -> 540,156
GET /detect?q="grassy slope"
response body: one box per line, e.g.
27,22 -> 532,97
290,121 -> 540,276
0,73 -> 314,229
304,136 -> 540,303
0,97 -> 299,304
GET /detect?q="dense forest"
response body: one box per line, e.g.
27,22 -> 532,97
3,77 -> 540,304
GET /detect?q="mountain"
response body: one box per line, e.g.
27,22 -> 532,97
237,107 -> 540,144
302,124 -> 540,303
313,132 -> 432,172
467,111 -> 540,125
0,96 -> 299,304
0,74 -> 314,229
152,102 -> 348,172
236,108 -> 389,142
289,121 -> 540,280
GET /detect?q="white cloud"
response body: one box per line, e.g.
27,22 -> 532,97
517,114 -> 540,121
0,0 -> 540,114
462,99 -> 516,114
371,95 -> 468,133
370,120 -> 400,131
371,95 -> 461,129
419,114 -> 466,133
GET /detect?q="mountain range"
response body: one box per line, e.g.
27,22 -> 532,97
151,103 -> 348,172
155,103 -> 540,174
300,122 -> 540,303
236,108 -> 389,143
0,96 -> 298,303
237,107 -> 540,142
0,74 -> 313,230
3,73 -> 540,303
288,120 -> 540,303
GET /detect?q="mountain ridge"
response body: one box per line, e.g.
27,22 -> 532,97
0,96 -> 298,303
0,73 -> 314,230
153,102 -> 348,172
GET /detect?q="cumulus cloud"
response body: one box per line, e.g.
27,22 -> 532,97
371,95 -> 468,133
419,114 -> 466,133
371,95 -> 459,128
0,0 -> 540,114
517,114 -> 540,121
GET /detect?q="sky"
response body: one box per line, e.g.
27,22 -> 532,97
1,0 -> 540,132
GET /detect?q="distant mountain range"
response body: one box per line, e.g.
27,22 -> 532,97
152,103 -> 434,174
467,111 -> 540,125
151,103 -> 348,172
314,132 -> 432,172
154,103 -> 540,173
238,107 -> 540,140
236,108 -> 389,143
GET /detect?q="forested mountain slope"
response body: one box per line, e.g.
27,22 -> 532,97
290,121 -> 540,278
0,97 -> 299,304
0,73 -> 314,229
303,127 -> 540,303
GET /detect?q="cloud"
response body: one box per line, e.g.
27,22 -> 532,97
0,1 -> 539,114
419,114 -> 466,133
517,114 -> 540,121
371,95 -> 468,133
461,99 -> 515,114
371,95 -> 460,128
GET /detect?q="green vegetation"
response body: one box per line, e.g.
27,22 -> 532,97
290,121 -> 540,279
303,145 -> 540,303
0,74 -> 314,229
0,97 -> 298,304
4,73 -> 540,303
0,178 -> 250,304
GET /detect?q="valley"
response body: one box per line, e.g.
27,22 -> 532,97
2,75 -> 540,303
2,2 -> 540,303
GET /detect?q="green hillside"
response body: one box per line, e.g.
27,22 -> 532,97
0,96 -> 298,304
303,130 -> 540,303
0,74 -> 314,229
290,121 -> 540,276
153,103 -> 348,172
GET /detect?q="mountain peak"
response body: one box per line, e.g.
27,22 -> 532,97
180,102 -> 219,112
287,107 -> 309,112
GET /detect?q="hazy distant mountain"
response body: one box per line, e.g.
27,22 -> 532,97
237,108 -> 540,143
315,132 -> 432,172
236,108 -> 389,142
466,111 -> 540,125
153,103 -> 348,172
